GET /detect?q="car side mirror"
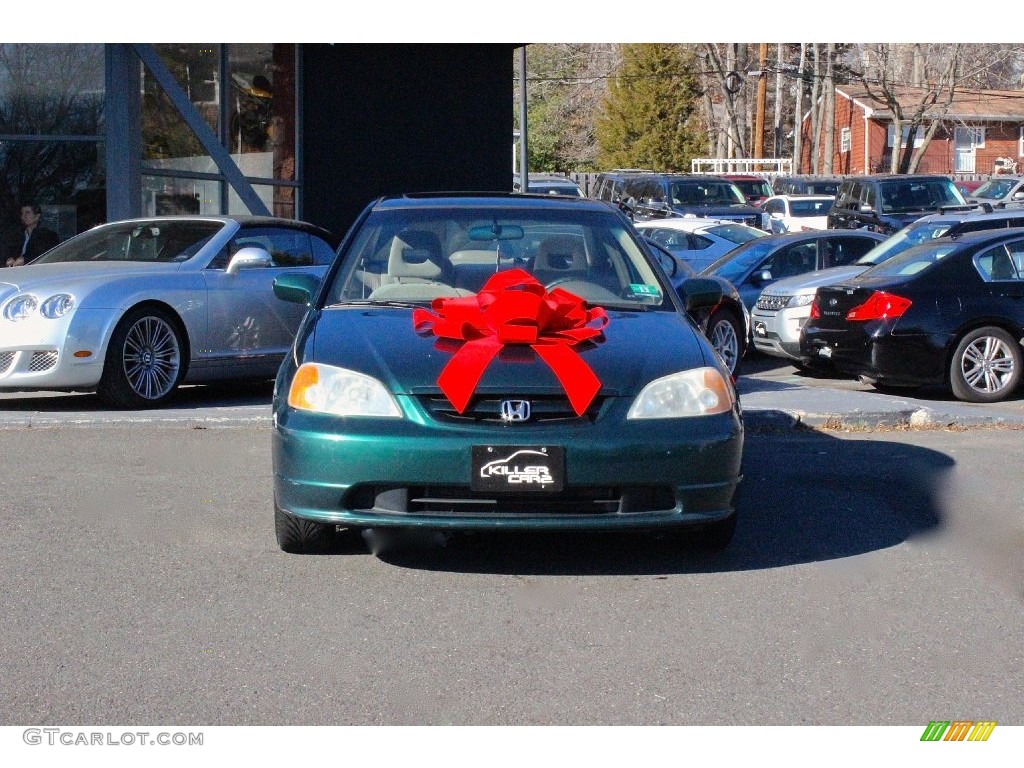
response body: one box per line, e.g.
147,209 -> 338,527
750,269 -> 773,286
273,272 -> 322,305
1013,191 -> 1024,201
226,246 -> 273,274
678,277 -> 722,311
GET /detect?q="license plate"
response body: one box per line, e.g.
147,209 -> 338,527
471,445 -> 565,492
818,346 -> 833,359
754,321 -> 767,337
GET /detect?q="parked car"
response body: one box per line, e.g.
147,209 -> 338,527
699,230 -> 886,320
513,173 -> 585,197
954,179 -> 985,197
771,175 -> 843,197
621,174 -> 769,230
800,228 -> 1024,403
752,206 -> 1024,362
592,169 -> 653,205
762,195 -> 835,233
0,216 -> 338,408
723,174 -> 773,205
966,175 -> 1024,207
644,237 -> 750,376
827,174 -> 968,235
270,193 -> 744,553
633,216 -> 768,272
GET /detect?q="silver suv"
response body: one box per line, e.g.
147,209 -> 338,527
752,206 -> 1024,361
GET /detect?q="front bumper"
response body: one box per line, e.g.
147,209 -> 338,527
751,305 -> 809,361
273,397 -> 744,532
0,311 -> 107,390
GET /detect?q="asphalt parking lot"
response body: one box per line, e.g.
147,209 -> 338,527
1,354 -> 1023,430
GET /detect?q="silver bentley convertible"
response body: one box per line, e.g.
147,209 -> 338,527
0,216 -> 337,408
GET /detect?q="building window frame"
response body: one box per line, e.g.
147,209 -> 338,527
840,127 -> 851,154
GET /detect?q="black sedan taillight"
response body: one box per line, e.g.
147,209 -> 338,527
844,291 -> 912,322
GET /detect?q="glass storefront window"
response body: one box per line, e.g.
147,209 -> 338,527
140,43 -> 298,218
141,174 -> 221,216
0,44 -> 105,245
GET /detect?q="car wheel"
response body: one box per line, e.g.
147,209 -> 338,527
275,502 -> 336,554
706,307 -> 744,375
97,306 -> 185,409
949,326 -> 1022,403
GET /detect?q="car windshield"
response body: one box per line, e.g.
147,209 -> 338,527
878,179 -> 964,213
700,238 -> 779,281
789,198 -> 833,216
32,220 -> 223,264
731,179 -> 771,198
858,241 -> 959,278
670,181 -> 746,206
855,220 -> 956,266
705,223 -> 768,244
971,178 -> 1017,200
327,205 -> 670,310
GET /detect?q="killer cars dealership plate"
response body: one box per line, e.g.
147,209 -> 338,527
270,193 -> 744,553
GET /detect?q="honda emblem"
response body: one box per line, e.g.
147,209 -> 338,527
500,400 -> 531,422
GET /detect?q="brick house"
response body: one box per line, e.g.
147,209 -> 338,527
799,85 -> 1024,177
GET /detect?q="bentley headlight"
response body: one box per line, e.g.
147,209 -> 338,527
40,293 -> 76,319
787,293 -> 815,308
2,294 -> 38,322
288,362 -> 402,417
627,367 -> 734,419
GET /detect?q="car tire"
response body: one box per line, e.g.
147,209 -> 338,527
275,502 -> 336,554
949,326 -> 1022,403
97,306 -> 185,409
706,307 -> 744,375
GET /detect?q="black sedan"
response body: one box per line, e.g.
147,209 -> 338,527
800,229 -> 1024,403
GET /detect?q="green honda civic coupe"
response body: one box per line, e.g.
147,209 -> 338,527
271,193 -> 744,553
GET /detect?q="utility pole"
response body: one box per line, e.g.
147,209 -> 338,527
754,42 -> 768,168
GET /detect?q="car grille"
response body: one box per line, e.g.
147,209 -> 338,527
0,352 -> 13,374
417,394 -> 607,424
345,484 -> 677,517
28,351 -> 59,373
755,294 -> 791,311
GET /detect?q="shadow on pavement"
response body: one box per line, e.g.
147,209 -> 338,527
317,430 -> 953,576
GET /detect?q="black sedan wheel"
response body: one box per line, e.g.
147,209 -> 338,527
706,307 -> 744,375
949,326 -> 1022,403
98,307 -> 184,409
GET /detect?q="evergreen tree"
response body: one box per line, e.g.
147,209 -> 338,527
595,44 -> 705,171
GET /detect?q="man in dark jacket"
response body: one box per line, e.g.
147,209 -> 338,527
5,202 -> 60,267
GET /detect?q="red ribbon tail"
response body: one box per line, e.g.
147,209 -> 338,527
534,344 -> 601,416
437,337 -> 502,413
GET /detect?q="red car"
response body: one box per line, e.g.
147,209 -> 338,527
724,174 -> 773,206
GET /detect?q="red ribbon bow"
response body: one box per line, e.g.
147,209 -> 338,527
412,268 -> 609,415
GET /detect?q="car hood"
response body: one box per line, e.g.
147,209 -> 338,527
764,265 -> 869,295
0,262 -> 180,301
306,305 -> 711,397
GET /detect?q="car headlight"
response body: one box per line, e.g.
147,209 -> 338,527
287,362 -> 402,418
40,293 -> 76,318
2,293 -> 38,322
786,293 -> 815,308
627,367 -> 735,419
